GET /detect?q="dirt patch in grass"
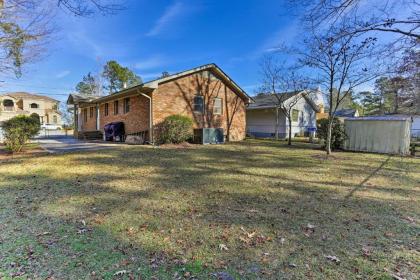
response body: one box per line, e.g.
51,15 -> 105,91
159,141 -> 197,149
0,139 -> 418,279
0,143 -> 47,160
310,153 -> 351,161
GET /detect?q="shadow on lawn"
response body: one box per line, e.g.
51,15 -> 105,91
0,142 -> 418,279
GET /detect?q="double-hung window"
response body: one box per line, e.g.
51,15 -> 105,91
89,107 -> 94,118
193,96 -> 204,113
213,98 -> 222,115
292,109 -> 299,122
114,100 -> 119,115
124,98 -> 130,113
83,108 -> 87,123
104,103 -> 109,116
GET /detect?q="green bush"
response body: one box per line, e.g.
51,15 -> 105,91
157,115 -> 193,144
1,115 -> 41,152
316,118 -> 346,150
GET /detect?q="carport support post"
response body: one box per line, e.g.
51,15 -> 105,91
275,106 -> 279,140
73,104 -> 78,137
137,90 -> 153,145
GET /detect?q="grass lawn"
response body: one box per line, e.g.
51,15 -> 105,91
0,139 -> 419,279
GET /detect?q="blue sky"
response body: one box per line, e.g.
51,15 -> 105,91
0,0 -> 301,103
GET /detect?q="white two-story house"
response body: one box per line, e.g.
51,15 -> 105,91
0,92 -> 62,127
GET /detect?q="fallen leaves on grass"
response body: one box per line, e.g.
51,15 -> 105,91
362,246 -> 372,258
325,255 -> 340,264
402,216 -> 416,224
303,223 -> 316,237
219,244 -> 228,251
114,270 -> 128,276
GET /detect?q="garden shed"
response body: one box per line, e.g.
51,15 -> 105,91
344,117 -> 411,155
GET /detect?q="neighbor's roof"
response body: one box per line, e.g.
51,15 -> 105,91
334,108 -> 358,118
67,63 -> 253,105
1,92 -> 59,103
248,91 -> 320,112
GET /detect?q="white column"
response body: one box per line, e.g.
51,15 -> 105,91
96,104 -> 100,131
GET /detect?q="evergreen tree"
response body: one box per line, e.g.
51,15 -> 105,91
102,60 -> 142,93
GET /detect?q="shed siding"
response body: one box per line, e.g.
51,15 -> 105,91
344,119 -> 411,155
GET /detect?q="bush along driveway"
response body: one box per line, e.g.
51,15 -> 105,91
0,139 -> 419,279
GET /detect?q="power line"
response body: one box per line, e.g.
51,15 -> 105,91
0,83 -> 75,91
0,90 -> 71,96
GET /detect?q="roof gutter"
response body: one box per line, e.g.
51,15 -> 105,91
137,89 -> 154,145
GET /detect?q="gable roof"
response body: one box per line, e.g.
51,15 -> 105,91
335,108 -> 358,118
1,92 -> 59,103
143,63 -> 252,102
248,91 -> 320,112
67,94 -> 101,105
67,64 -> 253,105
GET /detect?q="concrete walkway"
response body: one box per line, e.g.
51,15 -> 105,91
34,136 -> 123,154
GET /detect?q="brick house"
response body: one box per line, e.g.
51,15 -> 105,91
67,64 -> 253,143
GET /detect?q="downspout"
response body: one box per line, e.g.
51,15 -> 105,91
137,90 -> 153,144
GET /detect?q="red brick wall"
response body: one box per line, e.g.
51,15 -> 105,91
79,105 -> 97,132
77,70 -> 247,142
153,70 -> 247,141
99,94 -> 150,134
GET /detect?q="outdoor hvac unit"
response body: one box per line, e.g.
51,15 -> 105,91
194,128 -> 224,144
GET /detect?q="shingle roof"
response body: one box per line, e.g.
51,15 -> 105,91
248,92 -> 300,109
334,109 -> 358,118
66,93 -> 101,105
1,92 -> 59,103
248,91 -> 320,112
68,64 -> 253,105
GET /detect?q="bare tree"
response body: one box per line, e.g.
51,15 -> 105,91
288,0 -> 420,40
0,0 -> 124,78
296,28 -> 383,154
259,55 -> 313,145
57,0 -> 124,16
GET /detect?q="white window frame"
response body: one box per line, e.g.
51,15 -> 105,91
213,98 -> 222,115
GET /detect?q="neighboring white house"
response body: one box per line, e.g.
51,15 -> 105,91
412,115 -> 420,138
384,114 -> 420,138
246,90 -> 323,138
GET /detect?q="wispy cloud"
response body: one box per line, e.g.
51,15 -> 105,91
139,72 -> 163,81
146,1 -> 197,37
134,56 -> 166,70
55,70 -> 71,79
228,21 -> 300,65
258,21 -> 299,54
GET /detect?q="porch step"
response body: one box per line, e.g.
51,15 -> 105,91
78,131 -> 103,140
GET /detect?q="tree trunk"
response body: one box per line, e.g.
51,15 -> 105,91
288,117 -> 292,145
275,107 -> 279,140
326,118 -> 333,155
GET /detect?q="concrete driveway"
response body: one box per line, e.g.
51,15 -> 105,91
34,136 -> 123,154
